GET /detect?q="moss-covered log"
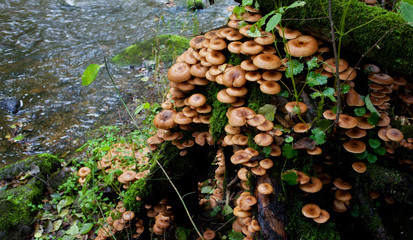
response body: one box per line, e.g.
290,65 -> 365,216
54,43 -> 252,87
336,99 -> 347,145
255,0 -> 413,78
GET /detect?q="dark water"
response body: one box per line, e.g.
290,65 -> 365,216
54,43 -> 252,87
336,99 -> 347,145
0,0 -> 234,166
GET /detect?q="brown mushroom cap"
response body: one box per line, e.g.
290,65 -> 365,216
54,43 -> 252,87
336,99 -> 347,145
237,167 -> 249,181
285,101 -> 308,114
293,123 -> 311,133
239,195 -> 258,210
343,139 -> 366,153
313,209 -> 330,224
262,70 -> 282,81
254,31 -> 276,45
190,63 -> 209,78
228,107 -> 256,127
333,178 -> 352,190
254,132 -> 274,146
203,229 -> 216,240
363,64 -> 380,74
122,211 -> 135,221
386,128 -> 404,142
285,35 -> 318,57
260,81 -> 281,95
223,66 -> 247,88
217,89 -> 237,103
368,73 -> 394,85
257,183 -> 274,195
299,177 -> 323,193
78,167 -> 91,178
241,40 -> 264,55
323,110 -> 336,120
277,26 -> 302,39
352,162 -> 367,173
246,114 -> 267,127
302,203 -> 321,218
339,67 -> 357,81
173,112 -> 192,125
119,170 -> 137,182
206,50 -> 226,65
345,127 -> 367,138
188,93 -> 207,107
323,58 -> 348,73
226,86 -> 248,97
153,110 -> 177,129
228,41 -> 243,54
338,114 -> 358,129
189,35 -> 207,50
253,53 -> 282,70
307,146 -> 322,155
335,189 -> 352,201
167,62 -> 192,82
259,159 -> 274,169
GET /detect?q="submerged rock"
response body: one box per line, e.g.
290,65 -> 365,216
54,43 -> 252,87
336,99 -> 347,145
0,98 -> 23,114
111,34 -> 190,67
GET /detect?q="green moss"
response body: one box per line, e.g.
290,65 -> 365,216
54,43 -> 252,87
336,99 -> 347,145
0,178 -> 43,230
111,34 -> 190,66
247,82 -> 272,112
286,200 -> 340,240
400,125 -> 413,138
207,83 -> 230,140
256,0 -> 413,77
187,0 -> 204,10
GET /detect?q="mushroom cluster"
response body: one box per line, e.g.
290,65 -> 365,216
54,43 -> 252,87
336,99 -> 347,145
145,198 -> 174,235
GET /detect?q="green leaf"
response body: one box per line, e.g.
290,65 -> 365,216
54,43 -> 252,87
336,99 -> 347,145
81,64 -> 102,86
285,59 -> 304,78
228,230 -> 245,240
368,112 -> 379,125
285,136 -> 294,143
57,196 -> 74,214
307,71 -> 328,87
53,220 -> 63,231
286,0 -> 306,9
354,107 -> 366,116
210,206 -> 221,217
374,146 -> 386,155
399,2 -> 413,26
310,91 -> 323,99
242,0 -> 253,6
263,146 -> 272,155
306,57 -> 319,70
258,104 -> 277,121
282,144 -> 298,159
265,13 -> 282,32
341,84 -> 351,94
310,128 -> 326,145
365,94 -> 381,116
247,25 -> 262,37
222,204 -> 233,215
62,236 -> 76,240
367,153 -> 378,163
323,87 -> 336,102
201,186 -> 213,194
282,171 -> 298,185
175,227 -> 191,240
368,139 -> 381,149
355,150 -> 367,159
79,223 -> 94,235
233,6 -> 246,18
66,224 -> 79,236
279,90 -> 289,98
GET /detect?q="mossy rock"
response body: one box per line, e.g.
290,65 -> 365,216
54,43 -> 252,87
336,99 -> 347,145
111,34 -> 190,67
187,0 -> 204,10
0,154 -> 61,239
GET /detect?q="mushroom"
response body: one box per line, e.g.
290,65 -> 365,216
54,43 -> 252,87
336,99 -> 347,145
253,53 -> 282,70
302,203 -> 321,218
167,62 -> 192,82
343,139 -> 366,153
285,35 -> 318,57
257,183 -> 274,195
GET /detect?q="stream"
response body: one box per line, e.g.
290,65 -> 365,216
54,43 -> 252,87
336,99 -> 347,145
0,0 -> 234,166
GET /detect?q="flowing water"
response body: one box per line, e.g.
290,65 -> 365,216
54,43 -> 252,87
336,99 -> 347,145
0,0 -> 234,166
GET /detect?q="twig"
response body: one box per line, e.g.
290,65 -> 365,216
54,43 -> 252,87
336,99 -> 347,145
328,0 -> 341,130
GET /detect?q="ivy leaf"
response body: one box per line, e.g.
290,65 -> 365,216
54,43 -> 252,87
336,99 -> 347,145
282,171 -> 298,185
233,6 -> 245,19
279,90 -> 290,98
323,87 -> 337,102
354,107 -> 366,116
355,150 -> 367,159
310,128 -> 326,145
258,104 -> 277,121
247,25 -> 262,37
368,112 -> 379,125
210,206 -> 221,217
310,91 -> 323,99
365,94 -> 381,117
341,84 -> 351,94
367,153 -> 378,163
285,136 -> 294,143
228,230 -> 245,240
222,204 -> 233,215
242,0 -> 253,5
265,13 -> 282,32
201,186 -> 213,194
368,139 -> 381,149
286,0 -> 306,9
82,64 -> 102,86
306,57 -> 319,70
175,227 -> 191,240
374,146 -> 386,155
263,146 -> 272,155
282,144 -> 298,159
399,2 -> 413,26
307,71 -> 328,87
285,59 -> 304,78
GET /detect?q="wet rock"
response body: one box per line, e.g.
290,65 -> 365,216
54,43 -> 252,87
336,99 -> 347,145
0,98 -> 23,114
0,154 -> 61,239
